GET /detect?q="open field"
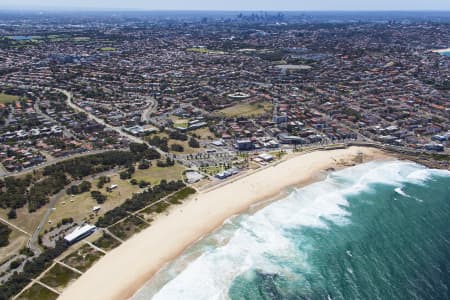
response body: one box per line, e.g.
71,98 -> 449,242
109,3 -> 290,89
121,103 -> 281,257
62,244 -> 104,273
0,228 -> 28,264
40,263 -> 80,292
0,93 -> 19,104
169,139 -> 203,154
132,164 -> 185,185
199,165 -> 227,176
109,215 -> 149,241
140,201 -> 170,217
99,47 -> 117,51
92,232 -> 121,251
152,132 -> 203,154
186,47 -> 225,55
43,174 -> 142,232
191,127 -> 215,140
72,37 -> 90,42
171,116 -> 189,129
17,283 -> 58,300
216,101 -> 273,117
0,205 -> 47,234
186,47 -> 209,53
166,187 -> 196,205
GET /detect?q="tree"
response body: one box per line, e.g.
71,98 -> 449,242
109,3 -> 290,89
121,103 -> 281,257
138,180 -> 150,188
97,176 -> 111,188
120,171 -> 131,180
67,181 -> 91,195
127,165 -> 135,175
79,181 -> 92,193
129,143 -> 149,154
189,137 -> 200,148
91,191 -> 107,204
138,160 -> 150,170
0,223 -> 11,247
9,259 -> 22,270
7,209 -> 16,220
169,131 -> 188,141
170,144 -> 184,152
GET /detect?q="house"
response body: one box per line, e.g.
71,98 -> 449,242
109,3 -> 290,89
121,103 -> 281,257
235,139 -> 253,151
64,224 -> 96,244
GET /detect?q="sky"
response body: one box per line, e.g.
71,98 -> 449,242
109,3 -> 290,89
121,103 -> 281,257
1,0 -> 450,11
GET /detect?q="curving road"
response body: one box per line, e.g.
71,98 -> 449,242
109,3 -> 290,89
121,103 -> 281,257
141,97 -> 158,123
58,89 -> 166,156
0,149 -> 126,179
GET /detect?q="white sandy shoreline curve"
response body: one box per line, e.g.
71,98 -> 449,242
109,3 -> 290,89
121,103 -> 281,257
58,146 -> 389,300
431,47 -> 450,53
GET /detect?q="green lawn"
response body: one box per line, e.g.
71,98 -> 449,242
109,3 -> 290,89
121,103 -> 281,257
199,165 -> 227,176
72,37 -> 90,42
0,227 -> 28,265
133,164 -> 185,185
93,232 -> 121,251
62,244 -> 104,273
167,187 -> 196,205
17,283 -> 58,300
99,47 -> 117,52
43,173 -> 142,232
40,263 -> 80,291
187,47 -> 209,53
108,215 -> 149,241
172,117 -> 189,129
0,93 -> 19,104
216,101 -> 273,117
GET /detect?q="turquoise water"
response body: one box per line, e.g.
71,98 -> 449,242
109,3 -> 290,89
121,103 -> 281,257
442,51 -> 450,57
133,160 -> 450,300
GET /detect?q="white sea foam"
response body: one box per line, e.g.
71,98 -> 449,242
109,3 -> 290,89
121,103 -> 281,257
133,161 -> 448,300
394,187 -> 409,197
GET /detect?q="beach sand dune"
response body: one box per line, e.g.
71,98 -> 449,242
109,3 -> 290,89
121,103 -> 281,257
59,147 -> 389,300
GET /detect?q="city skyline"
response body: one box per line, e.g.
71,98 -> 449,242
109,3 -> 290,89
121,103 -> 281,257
2,0 -> 450,11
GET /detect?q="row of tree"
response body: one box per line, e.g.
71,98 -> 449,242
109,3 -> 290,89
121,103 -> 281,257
0,144 -> 160,213
0,223 -> 11,247
0,240 -> 68,300
66,181 -> 91,195
96,180 -> 186,228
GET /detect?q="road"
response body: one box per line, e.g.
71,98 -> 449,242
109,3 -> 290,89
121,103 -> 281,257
141,97 -> 158,122
59,89 -> 167,156
33,99 -> 74,138
0,164 -> 7,177
0,148 -> 126,178
28,167 -> 124,255
27,186 -> 68,255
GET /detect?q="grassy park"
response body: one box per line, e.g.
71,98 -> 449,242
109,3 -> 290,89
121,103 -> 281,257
216,101 -> 272,117
43,174 -> 142,232
16,283 -> 58,300
132,163 -> 185,185
40,263 -> 80,292
99,47 -> 117,51
62,244 -> 104,273
0,93 -> 19,104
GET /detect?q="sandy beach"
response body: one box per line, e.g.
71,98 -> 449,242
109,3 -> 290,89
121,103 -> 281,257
58,146 -> 389,300
431,47 -> 450,53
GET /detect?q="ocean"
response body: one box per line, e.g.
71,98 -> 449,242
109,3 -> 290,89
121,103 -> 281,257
442,51 -> 450,57
133,160 -> 450,300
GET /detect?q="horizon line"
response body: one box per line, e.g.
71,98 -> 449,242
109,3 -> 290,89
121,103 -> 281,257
1,7 -> 450,13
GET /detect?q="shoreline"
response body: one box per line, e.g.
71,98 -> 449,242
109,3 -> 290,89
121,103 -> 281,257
431,47 -> 450,53
58,147 -> 390,300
